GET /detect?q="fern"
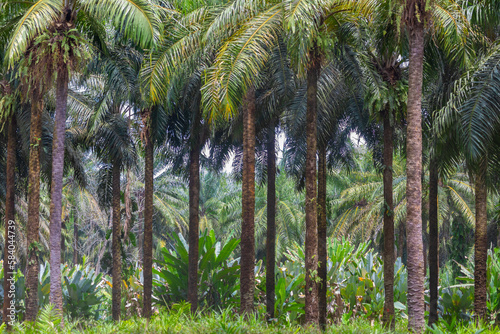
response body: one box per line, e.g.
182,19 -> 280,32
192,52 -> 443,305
35,304 -> 62,332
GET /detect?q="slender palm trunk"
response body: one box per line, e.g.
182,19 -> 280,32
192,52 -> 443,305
317,143 -> 327,328
266,118 -> 276,320
422,198 -> 428,278
73,217 -> 79,265
188,108 -> 201,314
305,48 -> 320,326
49,67 -> 69,318
143,110 -> 154,319
3,116 -> 16,327
474,158 -> 488,320
382,111 -> 395,329
25,97 -> 43,322
240,87 -> 256,315
112,161 -> 122,321
428,157 -> 439,327
406,13 -> 425,333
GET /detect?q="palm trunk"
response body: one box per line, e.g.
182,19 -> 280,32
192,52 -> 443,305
382,111 -> 395,329
49,66 -> 69,318
143,110 -> 154,319
305,48 -> 320,326
25,97 -> 43,322
317,142 -> 327,328
474,158 -> 488,320
240,86 -> 256,315
266,118 -> 276,319
428,157 -> 439,326
73,217 -> 79,265
3,115 -> 16,327
422,197 -> 428,278
398,221 -> 406,260
112,161 -> 122,321
406,12 -> 425,332
188,108 -> 201,314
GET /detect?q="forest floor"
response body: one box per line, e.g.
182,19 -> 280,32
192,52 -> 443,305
8,310 -> 500,334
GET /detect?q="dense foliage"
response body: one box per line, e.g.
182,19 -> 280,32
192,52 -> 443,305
0,0 -> 499,332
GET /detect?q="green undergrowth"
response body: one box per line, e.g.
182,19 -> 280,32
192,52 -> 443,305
2,303 -> 499,333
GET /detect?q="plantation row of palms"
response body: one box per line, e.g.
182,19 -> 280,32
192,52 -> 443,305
0,0 -> 499,332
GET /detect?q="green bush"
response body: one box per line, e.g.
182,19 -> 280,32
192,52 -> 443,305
62,261 -> 105,320
154,230 -> 240,310
0,258 -> 108,322
273,237 -> 408,323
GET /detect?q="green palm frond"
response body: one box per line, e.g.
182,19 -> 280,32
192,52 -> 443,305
4,0 -> 61,67
436,45 -> 500,166
81,0 -> 162,49
203,0 -> 262,44
140,7 -> 209,103
202,4 -> 283,122
431,0 -> 474,66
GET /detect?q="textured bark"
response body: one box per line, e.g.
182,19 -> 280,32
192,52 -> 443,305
112,161 -> 122,321
422,197 -> 428,278
474,159 -> 488,320
25,98 -> 43,322
398,220 -> 405,259
143,113 -> 154,319
266,118 -> 276,320
49,67 -> 69,319
406,17 -> 425,333
124,170 -> 132,240
305,49 -> 320,326
428,157 -> 439,327
240,87 -> 256,315
73,218 -> 79,265
317,143 -> 327,328
382,111 -> 395,329
3,116 -> 16,327
188,108 -> 201,314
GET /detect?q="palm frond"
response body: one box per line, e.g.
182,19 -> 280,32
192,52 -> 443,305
5,0 -> 61,67
81,0 -> 162,49
202,4 -> 282,122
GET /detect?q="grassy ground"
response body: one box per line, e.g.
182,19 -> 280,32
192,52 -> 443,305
4,306 -> 500,333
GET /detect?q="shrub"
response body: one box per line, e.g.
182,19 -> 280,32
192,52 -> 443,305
154,230 -> 240,310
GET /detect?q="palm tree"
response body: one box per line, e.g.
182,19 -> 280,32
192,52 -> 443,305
283,58 -> 363,325
437,53 -> 500,321
3,0 -> 160,319
435,0 -> 499,320
199,0 -> 284,315
403,0 -> 428,329
141,107 -> 154,318
283,0 -> 376,323
143,64 -> 209,314
345,5 -> 408,325
220,37 -> 295,318
401,0 -> 474,329
266,116 -> 277,319
423,37 -> 468,325
0,76 -> 16,327
140,0 -> 230,313
80,40 -> 141,320
20,52 -> 49,322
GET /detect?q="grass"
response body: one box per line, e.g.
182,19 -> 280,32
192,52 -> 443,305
3,304 -> 500,333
